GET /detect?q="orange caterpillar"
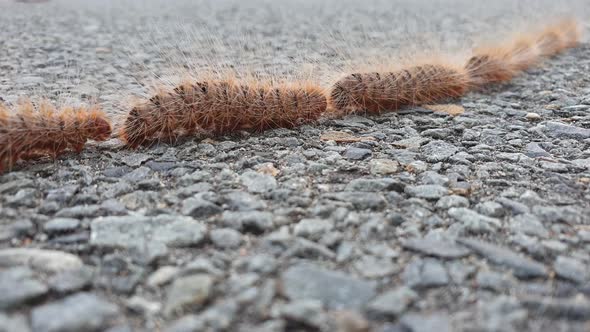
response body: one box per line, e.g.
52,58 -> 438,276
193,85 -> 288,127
465,20 -> 581,87
0,100 -> 112,173
120,79 -> 327,147
329,63 -> 469,114
329,20 -> 581,115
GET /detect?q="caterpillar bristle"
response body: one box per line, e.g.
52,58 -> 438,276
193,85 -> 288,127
120,79 -> 327,147
329,63 -> 469,114
0,99 -> 112,173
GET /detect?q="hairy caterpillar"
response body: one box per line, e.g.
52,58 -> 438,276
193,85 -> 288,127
0,100 -> 112,173
120,79 -> 327,147
329,63 -> 469,114
465,19 -> 581,87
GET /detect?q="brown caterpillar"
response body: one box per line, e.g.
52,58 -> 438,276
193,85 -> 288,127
329,63 -> 469,114
120,79 -> 327,147
0,100 -> 112,173
465,19 -> 581,87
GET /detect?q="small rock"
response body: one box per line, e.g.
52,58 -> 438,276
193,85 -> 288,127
0,313 -> 30,332
353,255 -> 398,278
147,266 -> 179,288
44,218 -> 80,234
475,201 -> 505,218
48,266 -> 94,294
537,121 -> 590,139
222,211 -> 274,233
210,228 -> 242,249
457,238 -> 547,278
400,312 -> 451,332
525,142 -> 551,158
367,286 -> 418,317
554,256 -> 588,284
279,300 -> 328,330
294,218 -> 334,240
435,195 -> 469,209
525,112 -> 541,121
165,274 -> 214,316
344,147 -> 372,160
31,293 -> 119,332
405,185 -> 449,200
345,178 -> 404,192
90,215 -> 207,251
240,171 -> 278,193
421,140 -> 458,162
0,248 -> 83,273
402,237 -> 470,258
448,208 -> 501,235
520,295 -> 590,320
0,267 -> 48,310
475,270 -> 515,291
281,263 -> 377,310
369,159 -> 400,175
181,196 -> 222,218
402,258 -> 449,289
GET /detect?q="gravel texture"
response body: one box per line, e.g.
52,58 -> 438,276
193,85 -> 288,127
1,0 -> 590,331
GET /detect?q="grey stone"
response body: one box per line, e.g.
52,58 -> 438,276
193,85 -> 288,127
31,293 -> 119,332
525,142 -> 551,158
475,270 -> 515,291
165,274 -> 214,316
496,197 -> 530,215
448,208 -> 501,235
181,196 -> 222,218
122,166 -> 152,182
393,136 -> 429,149
345,178 -> 403,192
400,312 -> 451,332
405,185 -> 449,200
222,211 -> 274,233
418,171 -> 449,185
421,140 -> 459,162
279,300 -> 328,330
475,201 -> 505,218
537,121 -> 590,139
532,205 -> 585,225
509,214 -> 549,238
367,286 -> 418,317
164,315 -> 205,332
48,266 -> 94,294
210,228 -> 242,249
240,171 -> 277,193
44,218 -> 80,234
435,195 -> 469,209
0,267 -> 48,310
353,255 -> 398,278
121,153 -> 151,167
369,159 -> 400,175
323,192 -> 387,210
91,215 -> 207,250
520,295 -> 590,320
457,238 -> 547,278
0,313 -> 30,332
344,147 -> 372,160
294,218 -> 334,240
147,266 -> 180,288
554,256 -> 589,284
224,191 -> 267,211
402,258 -> 449,289
0,248 -> 83,273
281,263 -> 377,310
402,237 -> 470,258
